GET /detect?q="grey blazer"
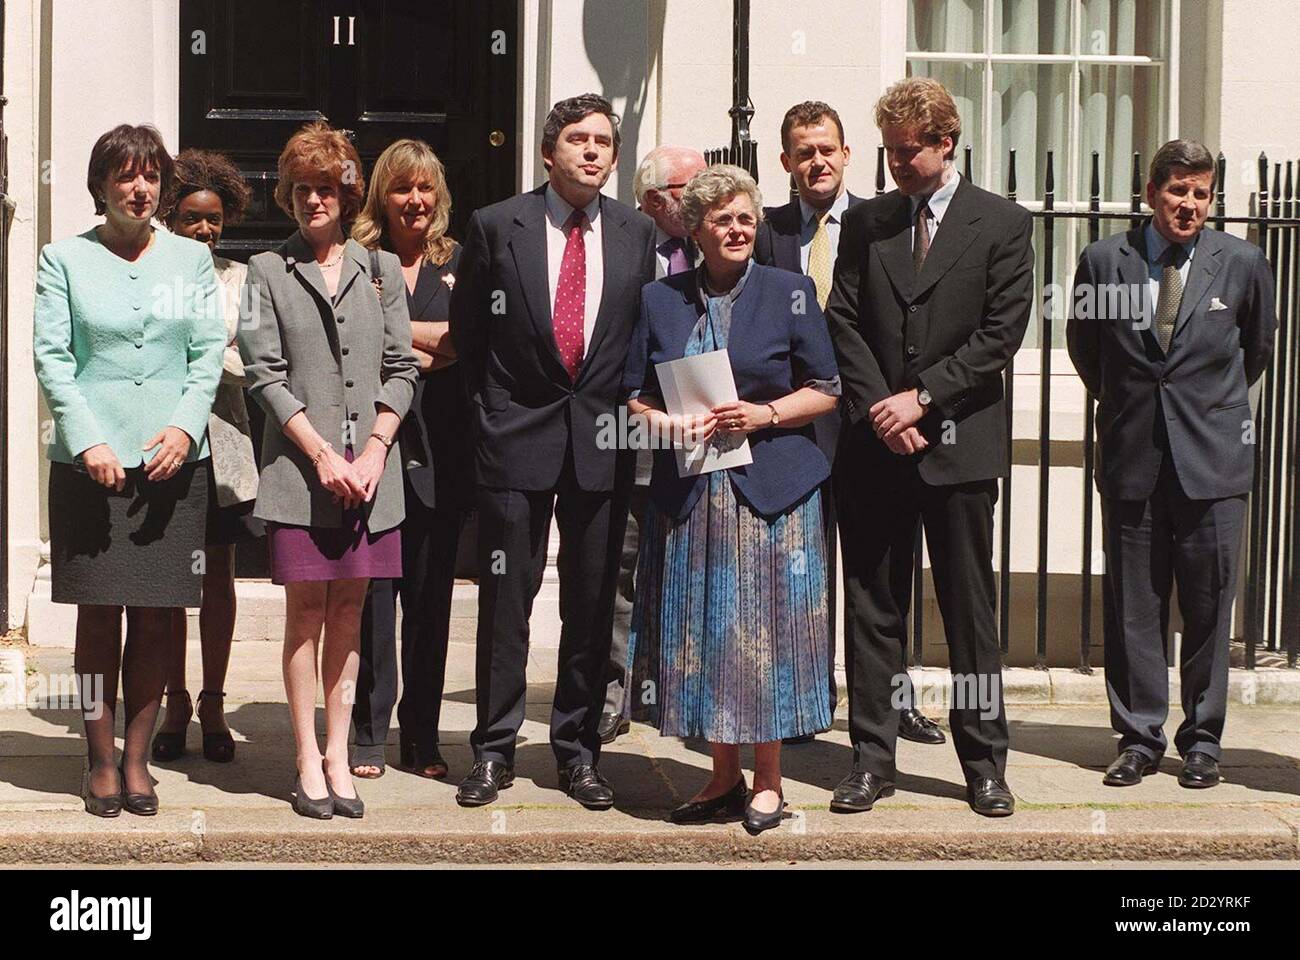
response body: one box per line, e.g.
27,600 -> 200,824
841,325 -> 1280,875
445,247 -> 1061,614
239,233 -> 419,532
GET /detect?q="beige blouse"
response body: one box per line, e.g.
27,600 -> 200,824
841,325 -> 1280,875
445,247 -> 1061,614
209,256 -> 259,507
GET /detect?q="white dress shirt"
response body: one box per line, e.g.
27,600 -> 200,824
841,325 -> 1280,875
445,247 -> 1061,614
545,183 -> 604,351
909,168 -> 961,248
798,188 -> 851,273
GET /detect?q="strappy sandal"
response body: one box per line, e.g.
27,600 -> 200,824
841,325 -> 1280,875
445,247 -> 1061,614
150,689 -> 192,761
197,690 -> 236,763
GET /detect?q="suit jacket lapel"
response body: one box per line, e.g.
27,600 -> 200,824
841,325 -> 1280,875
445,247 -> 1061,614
336,239 -> 368,303
911,178 -> 981,301
407,260 -> 440,319
875,193 -> 916,303
508,187 -> 568,378
774,201 -> 803,273
577,195 -> 628,381
1173,229 -> 1223,340
286,231 -> 332,306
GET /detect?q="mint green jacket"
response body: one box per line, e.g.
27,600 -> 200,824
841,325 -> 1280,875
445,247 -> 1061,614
34,228 -> 226,465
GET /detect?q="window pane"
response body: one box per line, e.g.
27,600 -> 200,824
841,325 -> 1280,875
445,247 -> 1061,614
906,60 -> 986,186
990,63 -> 1070,199
1080,0 -> 1165,57
993,0 -> 1069,54
1078,64 -> 1163,202
908,0 -> 985,53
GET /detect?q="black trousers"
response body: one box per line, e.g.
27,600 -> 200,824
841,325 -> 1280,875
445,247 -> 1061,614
472,456 -> 628,769
352,486 -> 463,768
1101,460 -> 1245,762
837,459 -> 1007,782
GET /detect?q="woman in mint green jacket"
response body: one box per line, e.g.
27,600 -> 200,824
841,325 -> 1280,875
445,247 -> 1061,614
33,125 -> 225,818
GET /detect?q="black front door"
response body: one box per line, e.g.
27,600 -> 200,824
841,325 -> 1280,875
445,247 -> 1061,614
179,0 -> 517,257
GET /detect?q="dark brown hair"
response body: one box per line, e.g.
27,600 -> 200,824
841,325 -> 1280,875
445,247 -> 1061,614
780,101 -> 846,154
273,121 -> 366,222
541,93 -> 622,159
159,148 -> 252,225
86,124 -> 174,215
1148,139 -> 1217,191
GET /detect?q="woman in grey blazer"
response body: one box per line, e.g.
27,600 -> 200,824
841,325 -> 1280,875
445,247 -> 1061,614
239,122 -> 419,819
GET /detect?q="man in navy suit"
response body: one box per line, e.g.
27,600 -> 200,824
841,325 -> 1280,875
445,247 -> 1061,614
755,101 -> 944,748
1067,139 -> 1276,790
449,94 -> 657,809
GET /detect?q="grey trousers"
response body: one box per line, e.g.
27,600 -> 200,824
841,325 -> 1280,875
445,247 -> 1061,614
1101,461 -> 1247,762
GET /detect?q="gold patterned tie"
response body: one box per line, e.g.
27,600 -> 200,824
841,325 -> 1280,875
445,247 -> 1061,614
807,208 -> 833,309
1154,245 -> 1184,354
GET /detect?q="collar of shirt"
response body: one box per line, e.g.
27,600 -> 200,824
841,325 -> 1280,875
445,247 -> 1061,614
545,182 -> 601,231
655,225 -> 685,250
1144,220 -> 1197,270
799,188 -> 850,231
910,168 -> 961,225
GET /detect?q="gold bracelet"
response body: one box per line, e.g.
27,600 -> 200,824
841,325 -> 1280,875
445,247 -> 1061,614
310,441 -> 333,466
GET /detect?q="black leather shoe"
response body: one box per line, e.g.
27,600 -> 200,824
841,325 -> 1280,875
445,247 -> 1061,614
1103,749 -> 1160,786
559,763 -> 615,810
829,770 -> 895,812
1179,751 -> 1220,789
290,774 -> 333,820
456,760 -> 514,807
898,708 -> 946,745
120,764 -> 158,817
743,791 -> 786,835
967,777 -> 1015,817
597,713 -> 630,744
670,777 -> 748,823
81,768 -> 123,819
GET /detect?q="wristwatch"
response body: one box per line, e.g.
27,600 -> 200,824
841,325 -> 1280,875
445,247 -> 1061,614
917,387 -> 933,409
370,431 -> 394,449
766,403 -> 781,426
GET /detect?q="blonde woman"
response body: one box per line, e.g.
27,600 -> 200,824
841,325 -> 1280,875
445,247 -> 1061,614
349,140 -> 469,780
239,122 -> 419,818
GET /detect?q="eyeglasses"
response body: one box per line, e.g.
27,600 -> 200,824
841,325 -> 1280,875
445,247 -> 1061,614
703,213 -> 758,230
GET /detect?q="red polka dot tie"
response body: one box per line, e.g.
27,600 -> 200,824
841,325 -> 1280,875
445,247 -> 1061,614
553,209 -> 587,381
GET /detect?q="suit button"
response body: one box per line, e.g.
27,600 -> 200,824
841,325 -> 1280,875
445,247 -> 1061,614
341,346 -> 349,356
134,341 -> 143,349
907,345 -> 918,357
134,377 -> 143,385
129,271 -> 139,280
345,379 -> 354,388
1161,378 -> 1170,387
349,412 -> 359,421
337,315 -> 345,324
909,305 -> 917,313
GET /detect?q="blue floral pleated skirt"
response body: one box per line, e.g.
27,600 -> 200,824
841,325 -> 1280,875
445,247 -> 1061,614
625,471 -> 831,744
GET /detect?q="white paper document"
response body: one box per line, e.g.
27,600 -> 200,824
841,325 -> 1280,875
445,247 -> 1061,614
654,348 -> 753,478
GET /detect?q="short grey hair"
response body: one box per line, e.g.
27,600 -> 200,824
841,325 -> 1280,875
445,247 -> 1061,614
1149,139 -> 1217,191
633,145 -> 706,205
679,164 -> 763,233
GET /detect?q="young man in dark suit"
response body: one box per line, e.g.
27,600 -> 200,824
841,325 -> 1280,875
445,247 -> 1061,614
823,78 -> 1034,817
755,100 -> 944,749
1067,139 -> 1276,790
448,94 -> 657,809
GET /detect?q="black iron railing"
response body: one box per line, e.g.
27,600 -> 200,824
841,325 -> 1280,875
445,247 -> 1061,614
876,144 -> 1300,672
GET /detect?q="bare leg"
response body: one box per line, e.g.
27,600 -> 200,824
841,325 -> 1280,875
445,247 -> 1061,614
197,544 -> 236,736
691,742 -> 744,802
75,605 -> 123,798
321,577 -> 368,800
750,741 -> 783,814
284,581 -> 328,798
121,607 -> 174,796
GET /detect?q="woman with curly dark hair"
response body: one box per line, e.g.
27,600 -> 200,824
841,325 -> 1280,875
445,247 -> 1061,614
151,148 -> 259,765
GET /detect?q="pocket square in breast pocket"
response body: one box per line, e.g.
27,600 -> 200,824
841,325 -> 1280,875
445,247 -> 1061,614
1209,297 -> 1229,312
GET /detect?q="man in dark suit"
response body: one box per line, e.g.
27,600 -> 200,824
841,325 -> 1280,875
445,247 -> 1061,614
824,78 -> 1033,817
755,100 -> 944,749
449,94 -> 657,808
1067,139 -> 1276,790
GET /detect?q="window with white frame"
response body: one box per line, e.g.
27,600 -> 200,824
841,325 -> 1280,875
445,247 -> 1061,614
907,0 -> 1178,347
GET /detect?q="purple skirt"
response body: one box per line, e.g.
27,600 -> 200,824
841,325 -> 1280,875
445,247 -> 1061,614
265,450 -> 402,583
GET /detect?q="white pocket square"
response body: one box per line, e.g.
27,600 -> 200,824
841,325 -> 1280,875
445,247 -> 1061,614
1209,297 -> 1229,312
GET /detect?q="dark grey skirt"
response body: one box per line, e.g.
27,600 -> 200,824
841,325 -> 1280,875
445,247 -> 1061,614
49,459 -> 210,608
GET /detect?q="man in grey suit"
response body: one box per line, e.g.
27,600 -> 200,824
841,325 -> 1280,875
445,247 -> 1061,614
597,145 -> 707,744
1067,139 -> 1277,790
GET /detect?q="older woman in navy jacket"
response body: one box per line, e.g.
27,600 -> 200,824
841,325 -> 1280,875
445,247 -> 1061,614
623,164 -> 840,834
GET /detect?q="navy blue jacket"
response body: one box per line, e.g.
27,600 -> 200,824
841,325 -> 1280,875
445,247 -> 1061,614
623,263 -> 840,520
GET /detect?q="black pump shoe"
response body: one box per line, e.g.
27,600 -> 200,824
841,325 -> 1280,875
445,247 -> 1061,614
290,774 -> 334,819
119,764 -> 158,817
743,790 -> 786,835
82,767 -> 123,818
670,778 -> 748,823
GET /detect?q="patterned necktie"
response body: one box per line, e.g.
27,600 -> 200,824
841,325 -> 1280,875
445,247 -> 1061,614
913,200 -> 931,274
553,209 -> 587,380
1154,245 -> 1185,354
662,236 -> 690,276
807,208 -> 833,308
